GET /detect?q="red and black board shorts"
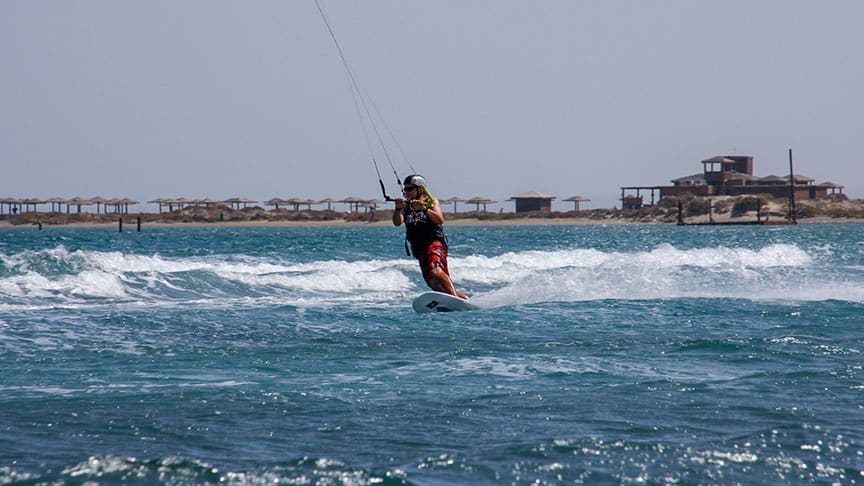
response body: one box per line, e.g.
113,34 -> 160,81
419,241 -> 449,284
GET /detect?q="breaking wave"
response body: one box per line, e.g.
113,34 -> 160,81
0,243 -> 860,311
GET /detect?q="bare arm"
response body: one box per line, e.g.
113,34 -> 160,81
424,197 -> 445,225
392,198 -> 405,226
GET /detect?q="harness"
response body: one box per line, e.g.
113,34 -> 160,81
402,206 -> 447,258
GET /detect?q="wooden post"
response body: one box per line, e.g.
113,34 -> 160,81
677,198 -> 684,225
137,216 -> 142,232
788,148 -> 797,223
119,217 -> 123,232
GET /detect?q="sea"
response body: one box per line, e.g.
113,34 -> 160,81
0,222 -> 862,485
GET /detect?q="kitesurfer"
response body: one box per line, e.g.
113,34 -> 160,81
393,175 -> 467,299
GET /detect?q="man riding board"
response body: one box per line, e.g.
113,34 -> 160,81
393,175 -> 468,299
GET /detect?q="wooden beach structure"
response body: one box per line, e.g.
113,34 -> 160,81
676,149 -> 799,226
621,151 -> 835,211
509,191 -> 554,213
564,195 -> 590,210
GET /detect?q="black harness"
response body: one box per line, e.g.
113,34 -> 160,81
402,206 -> 447,258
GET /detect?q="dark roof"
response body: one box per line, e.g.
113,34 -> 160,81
671,173 -> 705,184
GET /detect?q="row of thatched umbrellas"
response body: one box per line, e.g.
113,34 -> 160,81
0,196 -> 141,214
0,196 -> 505,215
2,194 -> 591,215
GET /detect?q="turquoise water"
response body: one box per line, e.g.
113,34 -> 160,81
1,223 -> 862,484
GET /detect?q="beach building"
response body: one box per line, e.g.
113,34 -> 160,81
509,191 -> 555,213
620,154 -> 841,209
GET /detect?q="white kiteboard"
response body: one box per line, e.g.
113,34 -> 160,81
412,291 -> 479,314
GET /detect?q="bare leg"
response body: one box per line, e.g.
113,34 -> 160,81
428,267 -> 468,299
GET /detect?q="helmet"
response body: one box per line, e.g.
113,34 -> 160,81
403,174 -> 427,188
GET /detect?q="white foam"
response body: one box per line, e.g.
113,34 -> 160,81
1,243 -> 860,309
461,243 -> 862,306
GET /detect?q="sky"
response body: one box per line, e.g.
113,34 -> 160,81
2,1 -> 863,211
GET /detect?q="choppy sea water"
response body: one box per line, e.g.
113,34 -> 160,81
0,223 -> 862,484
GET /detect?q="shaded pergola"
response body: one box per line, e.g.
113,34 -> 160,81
439,197 -> 467,213
466,196 -> 497,212
564,195 -> 591,210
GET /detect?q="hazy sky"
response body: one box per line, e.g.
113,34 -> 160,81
2,1 -> 862,210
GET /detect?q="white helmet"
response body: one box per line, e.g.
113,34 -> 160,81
403,174 -> 427,188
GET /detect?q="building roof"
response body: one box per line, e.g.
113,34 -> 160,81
701,156 -> 736,165
727,172 -> 760,182
819,181 -> 845,188
758,174 -> 815,184
671,173 -> 705,184
758,175 -> 786,183
509,190 -> 555,200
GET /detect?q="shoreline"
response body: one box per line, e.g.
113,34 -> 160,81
1,215 -> 862,229
3,195 -> 863,228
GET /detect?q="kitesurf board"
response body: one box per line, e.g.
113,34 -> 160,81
412,291 -> 479,313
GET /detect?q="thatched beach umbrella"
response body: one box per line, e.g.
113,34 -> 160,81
439,197 -> 467,213
117,198 -> 138,214
339,196 -> 367,212
317,198 -> 336,210
47,197 -> 66,213
1,198 -> 22,215
67,196 -> 91,214
161,198 -> 180,212
285,197 -> 316,211
88,196 -> 109,214
148,198 -> 168,213
365,199 -> 385,212
224,197 -> 257,210
264,197 -> 289,210
21,198 -> 46,213
191,198 -> 220,207
167,197 -> 194,211
564,195 -> 591,210
466,196 -> 497,212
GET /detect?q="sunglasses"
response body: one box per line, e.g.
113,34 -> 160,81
404,185 -> 418,191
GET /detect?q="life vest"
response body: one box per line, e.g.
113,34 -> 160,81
402,206 -> 447,258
